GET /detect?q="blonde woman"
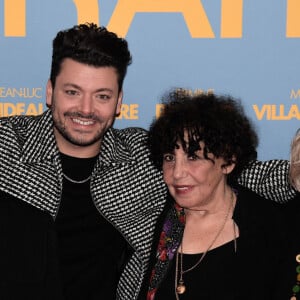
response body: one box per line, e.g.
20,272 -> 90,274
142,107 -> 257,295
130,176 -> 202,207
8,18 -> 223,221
285,130 -> 300,300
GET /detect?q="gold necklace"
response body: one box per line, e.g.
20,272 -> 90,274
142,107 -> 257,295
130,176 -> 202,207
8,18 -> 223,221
175,190 -> 236,298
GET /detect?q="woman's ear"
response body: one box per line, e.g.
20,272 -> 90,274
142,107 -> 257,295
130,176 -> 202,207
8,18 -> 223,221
222,156 -> 236,175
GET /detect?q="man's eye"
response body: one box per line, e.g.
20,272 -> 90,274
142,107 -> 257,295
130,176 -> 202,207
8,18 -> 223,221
97,94 -> 110,100
66,90 -> 78,96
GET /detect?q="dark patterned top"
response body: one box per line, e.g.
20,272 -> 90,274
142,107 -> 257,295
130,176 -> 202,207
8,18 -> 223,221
143,186 -> 293,300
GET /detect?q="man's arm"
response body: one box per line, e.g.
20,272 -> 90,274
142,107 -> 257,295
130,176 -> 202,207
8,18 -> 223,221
238,160 -> 296,203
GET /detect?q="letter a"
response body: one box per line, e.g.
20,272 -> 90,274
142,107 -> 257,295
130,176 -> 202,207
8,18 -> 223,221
108,0 -> 214,38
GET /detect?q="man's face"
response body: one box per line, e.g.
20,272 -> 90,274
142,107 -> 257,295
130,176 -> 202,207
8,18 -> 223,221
46,58 -> 122,157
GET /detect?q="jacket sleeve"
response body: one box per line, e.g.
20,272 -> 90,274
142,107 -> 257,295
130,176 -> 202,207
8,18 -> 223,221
237,159 -> 296,203
0,191 -> 64,300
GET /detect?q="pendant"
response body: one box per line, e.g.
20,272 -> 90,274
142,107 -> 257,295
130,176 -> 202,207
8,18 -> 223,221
176,280 -> 186,294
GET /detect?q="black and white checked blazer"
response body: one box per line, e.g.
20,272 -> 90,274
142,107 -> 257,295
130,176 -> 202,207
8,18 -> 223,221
238,159 -> 296,203
0,110 -> 295,299
0,110 -> 167,299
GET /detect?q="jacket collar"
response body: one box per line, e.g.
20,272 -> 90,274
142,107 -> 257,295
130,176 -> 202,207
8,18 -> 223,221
20,109 -> 135,166
97,128 -> 135,166
20,110 -> 58,164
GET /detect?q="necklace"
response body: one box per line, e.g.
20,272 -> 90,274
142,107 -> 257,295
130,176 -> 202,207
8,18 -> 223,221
62,172 -> 91,184
175,190 -> 236,298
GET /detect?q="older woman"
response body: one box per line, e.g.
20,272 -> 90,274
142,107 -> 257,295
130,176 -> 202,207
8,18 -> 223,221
139,89 -> 292,300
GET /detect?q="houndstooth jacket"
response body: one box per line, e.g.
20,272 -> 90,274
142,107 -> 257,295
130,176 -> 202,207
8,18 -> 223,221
0,110 -> 167,300
0,110 -> 296,299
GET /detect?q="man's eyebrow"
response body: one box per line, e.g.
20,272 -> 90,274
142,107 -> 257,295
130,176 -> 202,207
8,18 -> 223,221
62,83 -> 82,91
63,83 -> 113,93
94,88 -> 113,93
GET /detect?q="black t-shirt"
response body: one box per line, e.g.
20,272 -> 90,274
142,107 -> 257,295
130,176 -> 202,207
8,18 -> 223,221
155,240 -> 237,300
55,153 -> 128,300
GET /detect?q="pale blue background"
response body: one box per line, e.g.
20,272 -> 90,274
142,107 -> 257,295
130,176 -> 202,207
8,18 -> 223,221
0,0 -> 299,160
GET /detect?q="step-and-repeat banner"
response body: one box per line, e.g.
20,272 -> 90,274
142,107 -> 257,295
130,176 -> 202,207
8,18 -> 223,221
1,0 -> 300,160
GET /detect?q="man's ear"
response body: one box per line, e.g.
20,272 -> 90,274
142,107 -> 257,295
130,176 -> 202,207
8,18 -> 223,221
115,90 -> 123,116
46,80 -> 53,108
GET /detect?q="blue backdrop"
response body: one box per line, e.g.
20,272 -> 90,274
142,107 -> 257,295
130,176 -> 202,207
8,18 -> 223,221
1,0 -> 300,160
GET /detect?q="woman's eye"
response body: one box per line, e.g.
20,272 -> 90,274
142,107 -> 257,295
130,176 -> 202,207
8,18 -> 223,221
163,154 -> 174,162
188,154 -> 201,160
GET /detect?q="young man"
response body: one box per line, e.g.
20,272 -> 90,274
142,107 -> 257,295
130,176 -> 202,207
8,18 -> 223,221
0,23 -> 296,300
0,23 -> 166,300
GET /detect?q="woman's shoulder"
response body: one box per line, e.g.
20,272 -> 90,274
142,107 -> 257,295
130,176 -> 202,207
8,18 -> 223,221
234,184 -> 286,228
282,192 -> 300,210
281,193 -> 300,232
235,184 -> 283,210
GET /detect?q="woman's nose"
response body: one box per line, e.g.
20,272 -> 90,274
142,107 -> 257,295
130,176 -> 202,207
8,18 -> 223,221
173,159 -> 187,179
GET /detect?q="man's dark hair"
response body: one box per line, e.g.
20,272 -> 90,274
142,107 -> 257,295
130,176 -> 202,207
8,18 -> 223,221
50,23 -> 132,91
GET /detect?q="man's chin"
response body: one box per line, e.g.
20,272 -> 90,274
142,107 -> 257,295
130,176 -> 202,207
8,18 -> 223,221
69,138 -> 100,147
63,133 -> 102,147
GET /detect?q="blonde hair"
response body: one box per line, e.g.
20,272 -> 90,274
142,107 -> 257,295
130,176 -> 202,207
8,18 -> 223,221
289,129 -> 300,191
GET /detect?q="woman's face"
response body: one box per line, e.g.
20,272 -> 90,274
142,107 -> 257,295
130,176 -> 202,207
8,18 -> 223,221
162,142 -> 234,210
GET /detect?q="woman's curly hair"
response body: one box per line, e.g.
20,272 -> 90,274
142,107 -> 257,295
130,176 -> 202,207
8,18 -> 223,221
148,88 -> 258,184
